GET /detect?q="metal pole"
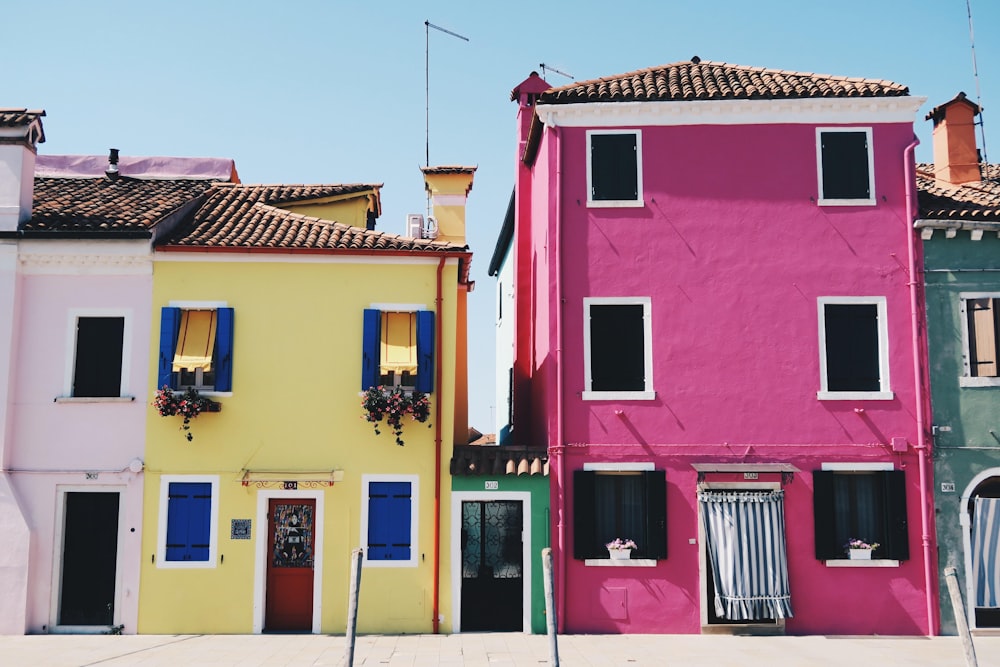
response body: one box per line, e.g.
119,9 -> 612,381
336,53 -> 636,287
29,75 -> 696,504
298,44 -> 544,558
944,566 -> 978,667
541,547 -> 560,666
345,548 -> 364,666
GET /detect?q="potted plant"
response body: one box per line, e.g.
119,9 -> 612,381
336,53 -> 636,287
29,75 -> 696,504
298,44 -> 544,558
361,386 -> 431,446
153,386 -> 221,441
844,538 -> 879,560
605,538 -> 638,560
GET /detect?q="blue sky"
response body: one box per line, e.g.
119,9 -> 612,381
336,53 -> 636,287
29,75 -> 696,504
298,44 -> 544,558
6,1 -> 998,432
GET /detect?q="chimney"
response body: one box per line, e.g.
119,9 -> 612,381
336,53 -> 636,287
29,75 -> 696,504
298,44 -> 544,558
926,92 -> 982,185
105,148 -> 120,181
0,109 -> 45,232
421,166 -> 476,246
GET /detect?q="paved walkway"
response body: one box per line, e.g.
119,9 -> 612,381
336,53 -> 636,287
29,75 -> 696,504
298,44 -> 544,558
0,632 -> 998,667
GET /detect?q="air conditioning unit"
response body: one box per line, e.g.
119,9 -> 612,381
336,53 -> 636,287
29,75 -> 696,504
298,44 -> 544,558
424,216 -> 439,240
406,214 -> 424,238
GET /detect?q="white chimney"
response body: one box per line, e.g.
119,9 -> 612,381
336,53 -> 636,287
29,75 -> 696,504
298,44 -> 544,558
0,109 -> 46,233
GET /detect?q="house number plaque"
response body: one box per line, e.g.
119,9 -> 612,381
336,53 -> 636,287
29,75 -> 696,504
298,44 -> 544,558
283,481 -> 298,490
485,480 -> 499,490
743,472 -> 759,480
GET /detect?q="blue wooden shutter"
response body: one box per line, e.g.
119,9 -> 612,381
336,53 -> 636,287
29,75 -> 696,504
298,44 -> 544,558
573,470 -> 598,559
415,310 -> 435,393
361,309 -> 381,391
158,308 -> 182,390
214,307 -> 235,392
165,482 -> 211,561
644,470 -> 667,559
367,481 -> 411,560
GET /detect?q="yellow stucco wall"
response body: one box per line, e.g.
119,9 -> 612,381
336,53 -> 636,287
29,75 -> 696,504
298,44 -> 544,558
138,255 -> 462,634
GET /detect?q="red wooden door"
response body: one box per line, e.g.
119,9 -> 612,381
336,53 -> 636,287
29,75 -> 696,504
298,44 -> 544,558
265,499 -> 315,631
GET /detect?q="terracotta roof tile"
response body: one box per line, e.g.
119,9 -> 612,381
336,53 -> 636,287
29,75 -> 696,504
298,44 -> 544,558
540,59 -> 909,104
164,183 -> 468,253
916,163 -> 1000,225
450,444 -> 549,477
0,108 -> 45,128
27,176 -> 216,233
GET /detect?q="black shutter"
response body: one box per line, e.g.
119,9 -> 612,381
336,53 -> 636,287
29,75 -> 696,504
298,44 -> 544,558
591,304 -> 645,391
573,470 -> 598,559
821,131 -> 870,200
73,317 -> 124,397
824,304 -> 880,392
643,470 -> 667,559
813,470 -> 839,559
882,470 -> 909,561
591,134 -> 638,201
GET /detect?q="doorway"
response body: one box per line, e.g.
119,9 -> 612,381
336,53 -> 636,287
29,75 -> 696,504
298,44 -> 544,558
58,491 -> 121,627
264,498 -> 316,632
460,500 -> 523,631
966,475 -> 1000,629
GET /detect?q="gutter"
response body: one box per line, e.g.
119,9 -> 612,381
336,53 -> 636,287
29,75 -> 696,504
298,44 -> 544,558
904,136 -> 939,636
552,125 -> 568,633
432,257 -> 445,633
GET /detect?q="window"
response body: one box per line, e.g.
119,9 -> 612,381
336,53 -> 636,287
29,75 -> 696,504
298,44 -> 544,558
583,297 -> 653,400
816,128 -> 875,205
587,130 -> 642,207
961,295 -> 1000,386
817,297 -> 891,400
361,476 -> 418,567
157,476 -> 218,568
573,467 -> 666,560
813,467 -> 908,561
361,308 -> 434,392
157,305 -> 234,392
72,316 -> 125,397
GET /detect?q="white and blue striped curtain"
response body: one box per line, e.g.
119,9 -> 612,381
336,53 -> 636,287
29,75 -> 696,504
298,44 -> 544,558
699,490 -> 793,621
972,497 -> 1000,608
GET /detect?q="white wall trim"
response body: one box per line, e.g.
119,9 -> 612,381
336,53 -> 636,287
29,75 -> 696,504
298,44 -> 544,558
63,308 -> 133,397
585,129 -> 644,208
816,296 -> 891,398
536,96 -> 926,128
155,253 -> 460,266
815,127 -> 876,206
360,474 -> 419,568
584,462 -> 655,471
583,296 -> 653,397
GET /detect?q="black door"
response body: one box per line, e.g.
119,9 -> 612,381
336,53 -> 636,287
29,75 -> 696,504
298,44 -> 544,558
59,492 -> 120,626
460,500 -> 523,631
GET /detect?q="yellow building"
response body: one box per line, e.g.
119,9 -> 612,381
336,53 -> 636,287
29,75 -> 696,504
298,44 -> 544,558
138,170 -> 474,634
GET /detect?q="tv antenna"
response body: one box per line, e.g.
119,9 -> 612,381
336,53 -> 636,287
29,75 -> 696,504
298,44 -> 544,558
966,0 -> 991,178
425,21 -> 469,168
539,63 -> 574,81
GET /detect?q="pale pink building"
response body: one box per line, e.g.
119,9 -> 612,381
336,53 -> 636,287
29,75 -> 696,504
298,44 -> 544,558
0,110 -> 234,634
507,60 -> 939,635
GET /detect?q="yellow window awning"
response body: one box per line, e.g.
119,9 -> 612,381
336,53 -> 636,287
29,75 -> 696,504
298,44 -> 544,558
380,311 -> 417,374
172,310 -> 217,372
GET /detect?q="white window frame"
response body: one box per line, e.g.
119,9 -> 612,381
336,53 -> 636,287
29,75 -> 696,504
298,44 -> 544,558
583,296 -> 655,401
817,296 -> 893,400
582,462 -> 657,567
586,129 -> 644,208
156,475 -> 220,569
815,127 -> 876,207
819,462 -> 901,568
61,308 -> 133,401
959,292 -> 1000,387
360,474 -> 419,568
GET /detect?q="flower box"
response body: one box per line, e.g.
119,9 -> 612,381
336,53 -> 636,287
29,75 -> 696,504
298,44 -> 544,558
608,548 -> 632,561
848,548 -> 873,560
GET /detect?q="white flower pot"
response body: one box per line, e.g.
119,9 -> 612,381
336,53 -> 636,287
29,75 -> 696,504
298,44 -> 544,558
848,548 -> 872,560
608,549 -> 632,561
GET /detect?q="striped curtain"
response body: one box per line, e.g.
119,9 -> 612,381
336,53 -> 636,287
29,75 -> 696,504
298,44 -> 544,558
699,490 -> 793,621
972,497 -> 1000,607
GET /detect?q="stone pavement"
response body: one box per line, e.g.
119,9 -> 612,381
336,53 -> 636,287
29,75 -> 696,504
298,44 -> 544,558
0,632 -> 998,667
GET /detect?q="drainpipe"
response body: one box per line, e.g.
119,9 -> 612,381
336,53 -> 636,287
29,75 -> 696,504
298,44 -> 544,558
432,256 -> 445,634
904,136 -> 939,636
552,124 -> 568,633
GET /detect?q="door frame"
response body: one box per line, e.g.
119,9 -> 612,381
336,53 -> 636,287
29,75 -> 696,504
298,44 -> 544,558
960,467 -> 1000,632
253,489 -> 324,634
697,480 -> 786,634
49,485 -> 126,634
450,490 -> 531,633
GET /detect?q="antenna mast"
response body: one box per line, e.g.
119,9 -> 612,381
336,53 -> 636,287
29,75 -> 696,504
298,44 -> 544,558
966,0 -> 990,176
539,63 -> 574,81
425,21 -> 469,168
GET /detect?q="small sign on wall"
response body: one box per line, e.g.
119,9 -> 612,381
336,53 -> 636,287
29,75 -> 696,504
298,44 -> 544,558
231,519 -> 252,540
941,483 -> 956,493
485,480 -> 499,490
283,481 -> 298,490
743,472 -> 759,480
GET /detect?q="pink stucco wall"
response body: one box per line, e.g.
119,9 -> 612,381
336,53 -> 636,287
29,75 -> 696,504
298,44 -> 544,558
518,118 -> 934,635
3,268 -> 149,633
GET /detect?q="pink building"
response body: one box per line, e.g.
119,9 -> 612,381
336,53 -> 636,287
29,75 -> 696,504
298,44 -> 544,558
507,60 -> 939,635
